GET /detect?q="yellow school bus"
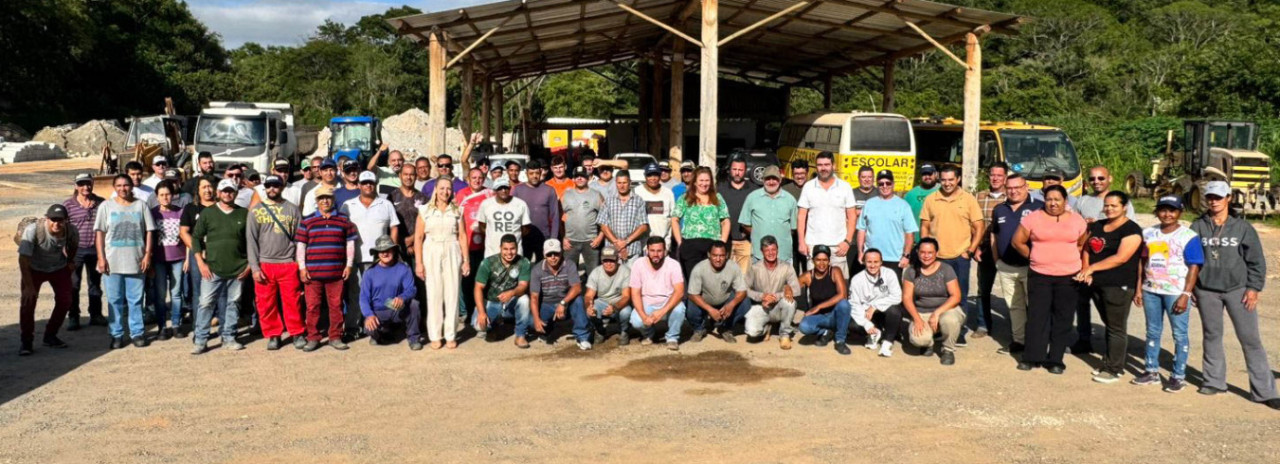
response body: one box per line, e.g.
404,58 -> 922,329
777,112 -> 918,191
910,118 -> 1084,195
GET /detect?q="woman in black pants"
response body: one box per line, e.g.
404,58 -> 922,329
1077,191 -> 1143,384
1011,185 -> 1088,374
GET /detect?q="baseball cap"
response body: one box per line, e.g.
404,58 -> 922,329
919,163 -> 937,174
164,168 -> 181,180
762,165 -> 781,180
217,178 -> 238,192
273,158 -> 290,169
491,176 -> 511,190
791,159 -> 808,170
659,161 -> 673,172
644,162 -> 662,176
812,244 -> 831,258
74,173 -> 93,184
313,185 -> 335,198
1204,181 -> 1230,198
1043,167 -> 1064,180
601,247 -> 619,262
876,169 -> 894,181
152,156 -> 167,165
301,159 -> 312,170
680,160 -> 695,171
491,161 -> 506,171
572,166 -> 590,178
370,235 -> 398,253
543,238 -> 562,255
321,158 -> 338,169
1155,195 -> 1184,210
46,204 -> 69,220
358,171 -> 377,184
264,175 -> 285,187
342,159 -> 360,171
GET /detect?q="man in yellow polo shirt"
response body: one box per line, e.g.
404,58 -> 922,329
919,165 -> 984,347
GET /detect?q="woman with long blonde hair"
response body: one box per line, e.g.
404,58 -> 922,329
415,181 -> 470,349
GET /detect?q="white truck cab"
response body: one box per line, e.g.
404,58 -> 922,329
194,102 -> 297,174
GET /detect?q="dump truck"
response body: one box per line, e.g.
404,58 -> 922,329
193,102 -> 297,174
1123,120 -> 1273,214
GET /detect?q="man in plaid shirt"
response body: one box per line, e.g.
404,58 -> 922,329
599,171 -> 649,263
972,162 -> 1008,340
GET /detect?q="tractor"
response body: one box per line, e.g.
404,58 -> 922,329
1123,120 -> 1273,215
327,116 -> 381,166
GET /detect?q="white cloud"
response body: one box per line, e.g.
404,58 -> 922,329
188,0 -> 488,48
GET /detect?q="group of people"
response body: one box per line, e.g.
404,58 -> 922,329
16,145 -> 1280,410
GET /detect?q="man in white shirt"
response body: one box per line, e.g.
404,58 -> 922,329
634,162 -> 675,243
475,177 -> 531,258
142,156 -> 168,190
339,170 -> 401,339
797,151 -> 857,275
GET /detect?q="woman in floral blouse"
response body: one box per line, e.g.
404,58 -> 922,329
672,167 -> 729,280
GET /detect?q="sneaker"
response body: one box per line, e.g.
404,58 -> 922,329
1131,372 -> 1161,386
640,337 -> 654,346
109,337 -> 125,350
303,340 -> 320,352
293,337 -> 308,350
1046,365 -> 1066,375
666,340 -> 679,351
266,337 -> 281,351
779,336 -> 792,350
878,341 -> 893,358
1197,386 -> 1226,396
223,339 -> 244,351
834,342 -> 851,356
577,340 -> 593,351
409,340 -> 424,351
190,343 -> 206,355
618,329 -> 630,346
719,329 -> 736,344
971,328 -> 989,339
543,333 -> 555,345
159,328 -> 173,341
1092,371 -> 1120,384
593,330 -> 605,345
864,331 -> 881,350
1163,378 -> 1187,393
66,317 -> 82,332
130,337 -> 148,348
42,336 -> 68,349
922,345 -> 935,357
955,333 -> 968,347
514,336 -> 530,349
330,340 -> 350,351
19,343 -> 33,356
816,330 -> 833,347
691,329 -> 707,343
939,350 -> 956,366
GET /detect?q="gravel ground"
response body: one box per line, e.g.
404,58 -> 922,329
1,159 -> 1278,463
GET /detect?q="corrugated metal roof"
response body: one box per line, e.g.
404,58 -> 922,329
389,0 -> 1023,84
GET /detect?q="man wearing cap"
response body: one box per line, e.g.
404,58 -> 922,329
798,151 -> 858,275
743,236 -> 800,349
1190,181 -> 1280,409
989,172 -> 1041,354
585,247 -> 631,344
459,167 -> 494,311
247,174 -> 304,350
360,235 -> 423,350
856,169 -> 917,278
529,239 -> 591,350
421,153 -> 468,199
513,159 -> 560,261
483,160 -> 504,189
473,234 -> 534,346
365,143 -> 405,189
660,161 -> 679,191
972,162 -> 1009,340
545,156 -> 574,198
142,156 -> 168,190
183,152 -> 221,197
295,184 -> 358,351
477,176 -> 531,258
671,160 -> 695,200
218,165 -> 245,208
904,163 -> 940,234
600,170 -> 650,263
301,158 -> 340,216
625,236 -> 686,350
562,166 -> 606,283
739,165 -> 798,266
919,165 -> 985,346
334,160 -> 363,207
340,170 -> 400,339
635,162 -> 676,244
718,156 -> 760,275
687,241 -> 750,343
1029,167 -> 1079,210
190,178 -> 249,354
64,172 -> 106,330
18,204 -> 78,355
589,164 -> 617,200
97,174 -> 156,349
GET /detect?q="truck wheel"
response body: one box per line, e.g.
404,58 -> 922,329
1123,171 -> 1146,197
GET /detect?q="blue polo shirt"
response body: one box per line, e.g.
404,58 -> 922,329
855,195 -> 918,262
991,198 -> 1043,266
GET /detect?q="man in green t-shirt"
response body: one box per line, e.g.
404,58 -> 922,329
473,234 -> 534,348
191,178 -> 251,354
904,163 -> 940,236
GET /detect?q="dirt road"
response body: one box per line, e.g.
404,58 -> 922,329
1,159 -> 1277,463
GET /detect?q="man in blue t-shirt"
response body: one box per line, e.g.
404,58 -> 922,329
855,170 -> 917,278
988,173 -> 1043,354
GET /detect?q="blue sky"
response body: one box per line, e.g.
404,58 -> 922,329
187,0 -> 489,48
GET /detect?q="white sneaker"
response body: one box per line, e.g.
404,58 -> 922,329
865,331 -> 882,350
577,340 -> 593,351
878,341 -> 893,357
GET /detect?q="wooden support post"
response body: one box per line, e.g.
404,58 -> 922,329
699,0 -> 719,171
427,30 -> 447,158
670,39 -> 685,162
882,61 -> 895,113
481,77 -> 492,143
461,62 -> 474,140
823,74 -> 832,110
651,55 -> 664,157
494,82 -> 505,150
962,33 -> 981,192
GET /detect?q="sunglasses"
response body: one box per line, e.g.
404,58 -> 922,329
1089,176 -> 1107,181
877,181 -> 893,186
438,163 -> 453,169
226,173 -> 242,179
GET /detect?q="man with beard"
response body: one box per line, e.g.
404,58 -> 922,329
183,152 -> 221,197
718,156 -> 759,275
624,237 -> 686,350
797,151 -> 857,275
191,179 -> 248,354
513,160 -> 560,261
740,166 -> 797,265
246,175 -> 303,350
687,241 -> 749,343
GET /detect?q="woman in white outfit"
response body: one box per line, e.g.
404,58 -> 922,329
415,181 -> 469,349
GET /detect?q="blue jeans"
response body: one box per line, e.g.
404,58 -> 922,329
195,274 -> 243,345
621,302 -> 686,342
1142,291 -> 1190,379
151,260 -> 184,329
686,297 -> 749,332
536,297 -> 590,342
105,273 -> 145,339
941,257 -> 971,329
188,249 -> 225,324
798,300 -> 852,343
473,296 -> 532,335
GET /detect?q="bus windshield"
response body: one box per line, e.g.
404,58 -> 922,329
1001,130 -> 1080,180
197,116 -> 266,146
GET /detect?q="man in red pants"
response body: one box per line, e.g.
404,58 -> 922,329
247,175 -> 304,350
18,204 -> 78,355
295,185 -> 358,351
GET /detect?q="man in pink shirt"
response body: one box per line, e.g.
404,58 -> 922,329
626,236 -> 686,350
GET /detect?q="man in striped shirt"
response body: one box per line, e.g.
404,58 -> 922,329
63,173 -> 106,330
295,185 -> 357,351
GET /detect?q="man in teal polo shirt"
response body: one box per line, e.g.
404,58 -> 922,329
739,166 -> 798,263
